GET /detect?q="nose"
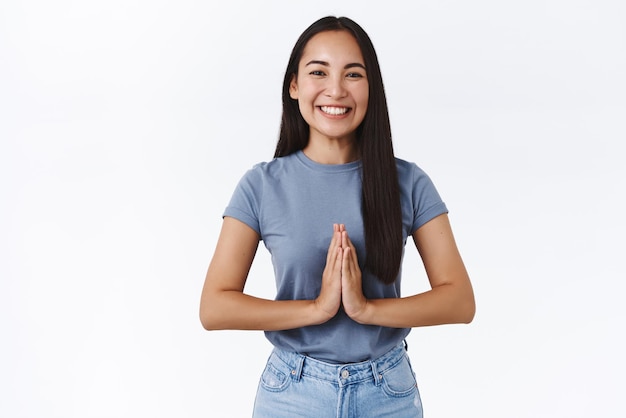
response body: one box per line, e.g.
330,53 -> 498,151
325,75 -> 347,98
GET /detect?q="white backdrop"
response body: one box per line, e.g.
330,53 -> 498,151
2,1 -> 625,417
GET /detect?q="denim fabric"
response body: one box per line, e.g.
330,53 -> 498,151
252,344 -> 423,418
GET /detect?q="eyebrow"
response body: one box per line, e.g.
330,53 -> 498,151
305,60 -> 366,70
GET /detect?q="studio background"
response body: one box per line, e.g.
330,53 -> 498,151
1,1 -> 624,417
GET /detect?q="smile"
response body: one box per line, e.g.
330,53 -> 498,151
319,106 -> 350,116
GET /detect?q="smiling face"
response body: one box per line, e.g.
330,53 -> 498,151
289,30 -> 369,146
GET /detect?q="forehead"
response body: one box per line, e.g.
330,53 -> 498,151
300,30 -> 364,64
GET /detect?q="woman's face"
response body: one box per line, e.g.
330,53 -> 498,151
289,30 -> 369,144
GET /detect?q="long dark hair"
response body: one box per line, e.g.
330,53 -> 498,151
275,16 -> 402,284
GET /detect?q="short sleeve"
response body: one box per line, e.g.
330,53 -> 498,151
222,165 -> 264,236
409,163 -> 448,233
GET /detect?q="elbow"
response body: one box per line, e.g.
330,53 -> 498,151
454,278 -> 476,324
199,311 -> 216,331
199,287 -> 244,330
199,299 -> 224,331
459,293 -> 476,324
200,309 -> 223,331
437,282 -> 476,325
461,302 -> 476,324
199,308 -> 215,331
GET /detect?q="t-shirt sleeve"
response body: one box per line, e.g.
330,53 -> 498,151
410,163 -> 448,233
222,166 -> 263,236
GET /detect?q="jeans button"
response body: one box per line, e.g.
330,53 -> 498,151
341,369 -> 349,379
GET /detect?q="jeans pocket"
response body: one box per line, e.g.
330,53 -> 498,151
259,355 -> 291,393
380,356 -> 418,398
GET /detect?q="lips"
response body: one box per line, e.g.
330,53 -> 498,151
319,106 -> 350,115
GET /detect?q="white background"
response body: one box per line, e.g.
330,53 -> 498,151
1,1 -> 625,417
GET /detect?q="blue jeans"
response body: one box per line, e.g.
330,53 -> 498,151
252,344 -> 423,418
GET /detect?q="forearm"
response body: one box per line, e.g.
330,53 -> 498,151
200,290 -> 329,331
354,283 -> 476,328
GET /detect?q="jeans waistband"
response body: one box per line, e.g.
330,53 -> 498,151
270,343 -> 407,387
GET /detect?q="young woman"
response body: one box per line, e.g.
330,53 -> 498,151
200,16 -> 475,418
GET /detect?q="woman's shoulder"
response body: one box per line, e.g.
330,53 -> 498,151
394,156 -> 429,180
241,153 -> 299,180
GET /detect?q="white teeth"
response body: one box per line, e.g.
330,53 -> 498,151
320,106 -> 349,115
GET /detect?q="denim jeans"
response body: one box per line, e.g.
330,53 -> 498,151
252,344 -> 423,418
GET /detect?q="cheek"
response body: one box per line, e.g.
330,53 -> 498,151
357,91 -> 369,115
355,85 -> 369,108
297,99 -> 315,125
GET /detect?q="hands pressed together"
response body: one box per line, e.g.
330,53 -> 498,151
315,224 -> 368,323
201,215 -> 474,332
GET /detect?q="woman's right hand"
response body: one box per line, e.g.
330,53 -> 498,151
314,224 -> 344,321
200,218 -> 345,331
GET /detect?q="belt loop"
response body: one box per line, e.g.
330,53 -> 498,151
370,360 -> 382,386
290,353 -> 305,382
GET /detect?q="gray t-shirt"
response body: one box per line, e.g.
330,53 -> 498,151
224,150 -> 447,363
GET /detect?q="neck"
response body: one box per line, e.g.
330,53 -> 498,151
303,137 -> 358,165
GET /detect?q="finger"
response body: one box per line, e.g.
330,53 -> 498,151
342,230 -> 356,250
341,231 -> 356,259
342,239 -> 360,276
335,246 -> 343,272
328,246 -> 342,273
342,246 -> 352,275
326,224 -> 341,264
344,246 -> 360,277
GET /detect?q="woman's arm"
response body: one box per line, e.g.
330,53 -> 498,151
348,213 -> 475,328
199,217 -> 342,331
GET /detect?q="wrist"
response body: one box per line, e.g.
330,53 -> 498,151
311,299 -> 336,325
349,299 -> 371,325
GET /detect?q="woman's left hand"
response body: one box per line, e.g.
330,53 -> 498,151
339,228 -> 368,322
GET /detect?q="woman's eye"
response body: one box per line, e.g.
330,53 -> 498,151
309,70 -> 325,76
347,72 -> 364,78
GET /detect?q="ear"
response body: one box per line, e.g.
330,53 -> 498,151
288,74 -> 298,99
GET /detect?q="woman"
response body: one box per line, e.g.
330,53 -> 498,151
200,16 -> 475,417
